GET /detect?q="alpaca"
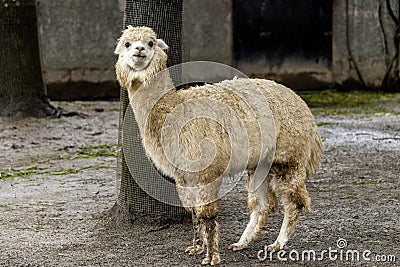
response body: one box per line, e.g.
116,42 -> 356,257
115,26 -> 323,265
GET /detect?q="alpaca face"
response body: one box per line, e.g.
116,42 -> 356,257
118,39 -> 155,71
115,26 -> 168,72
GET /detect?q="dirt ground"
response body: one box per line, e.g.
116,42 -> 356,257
0,100 -> 399,267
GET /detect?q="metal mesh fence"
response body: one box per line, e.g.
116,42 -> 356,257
115,0 -> 191,221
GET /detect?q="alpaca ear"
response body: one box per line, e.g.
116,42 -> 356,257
157,39 -> 169,50
114,42 -> 122,55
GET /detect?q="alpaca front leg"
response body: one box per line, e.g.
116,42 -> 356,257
194,201 -> 220,265
185,209 -> 204,255
200,217 -> 220,265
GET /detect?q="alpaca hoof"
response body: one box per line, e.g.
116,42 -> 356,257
228,242 -> 247,251
266,241 -> 281,251
201,256 -> 211,265
210,254 -> 220,265
185,245 -> 204,255
201,254 -> 220,265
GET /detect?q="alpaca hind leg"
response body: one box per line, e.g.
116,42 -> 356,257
267,183 -> 310,251
267,197 -> 300,251
229,178 -> 271,251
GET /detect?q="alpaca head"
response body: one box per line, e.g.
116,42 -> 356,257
115,26 -> 169,86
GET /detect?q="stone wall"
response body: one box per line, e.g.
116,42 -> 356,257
37,0 -> 125,100
36,0 -> 400,100
36,0 -> 234,100
332,0 -> 399,89
183,0 -> 233,65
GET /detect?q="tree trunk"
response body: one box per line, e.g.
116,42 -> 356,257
0,0 -> 56,117
109,0 -> 189,225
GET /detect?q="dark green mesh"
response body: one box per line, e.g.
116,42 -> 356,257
115,0 -> 189,221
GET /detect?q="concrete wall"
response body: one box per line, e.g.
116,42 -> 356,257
37,0 -> 234,100
36,0 -> 400,100
332,0 -> 399,89
37,0 -> 125,100
183,0 -> 233,65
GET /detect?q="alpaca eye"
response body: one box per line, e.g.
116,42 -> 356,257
148,41 -> 154,47
125,42 -> 131,48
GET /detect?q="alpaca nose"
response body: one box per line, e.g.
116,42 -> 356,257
136,46 -> 145,52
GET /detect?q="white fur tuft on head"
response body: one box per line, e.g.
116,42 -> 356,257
114,26 -> 169,55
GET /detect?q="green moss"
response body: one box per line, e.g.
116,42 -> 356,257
0,166 -> 47,179
316,121 -> 340,126
39,155 -> 65,163
106,107 -> 120,112
0,164 -> 110,179
0,143 -> 117,179
50,166 -> 93,176
299,90 -> 400,115
35,224 -> 44,231
51,168 -> 80,175
73,144 -> 117,159
354,178 -> 384,185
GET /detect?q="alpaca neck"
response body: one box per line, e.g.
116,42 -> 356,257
128,71 -> 178,132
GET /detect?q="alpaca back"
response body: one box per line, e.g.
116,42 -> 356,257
243,78 -> 323,178
138,77 -> 321,188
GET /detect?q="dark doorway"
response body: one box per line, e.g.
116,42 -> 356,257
233,0 -> 332,89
